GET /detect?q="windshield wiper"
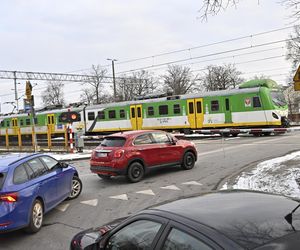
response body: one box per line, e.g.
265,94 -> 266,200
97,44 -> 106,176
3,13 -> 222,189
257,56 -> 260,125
284,203 -> 300,231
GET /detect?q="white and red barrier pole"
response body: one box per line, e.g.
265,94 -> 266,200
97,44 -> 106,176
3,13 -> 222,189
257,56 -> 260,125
69,123 -> 74,153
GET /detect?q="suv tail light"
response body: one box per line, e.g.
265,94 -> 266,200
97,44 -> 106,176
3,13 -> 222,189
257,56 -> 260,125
0,192 -> 18,202
114,149 -> 124,158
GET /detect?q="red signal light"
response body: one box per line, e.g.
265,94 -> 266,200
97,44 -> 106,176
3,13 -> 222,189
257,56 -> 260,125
71,114 -> 77,120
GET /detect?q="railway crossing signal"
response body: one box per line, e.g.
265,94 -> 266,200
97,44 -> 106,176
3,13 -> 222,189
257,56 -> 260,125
293,65 -> 300,91
59,111 -> 80,123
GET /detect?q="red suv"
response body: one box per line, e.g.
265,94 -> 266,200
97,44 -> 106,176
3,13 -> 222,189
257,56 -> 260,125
90,130 -> 197,182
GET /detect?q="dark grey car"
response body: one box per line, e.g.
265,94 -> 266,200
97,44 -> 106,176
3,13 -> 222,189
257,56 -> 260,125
71,190 -> 300,250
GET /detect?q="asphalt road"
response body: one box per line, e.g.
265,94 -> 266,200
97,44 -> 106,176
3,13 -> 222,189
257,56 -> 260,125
1,132 -> 300,250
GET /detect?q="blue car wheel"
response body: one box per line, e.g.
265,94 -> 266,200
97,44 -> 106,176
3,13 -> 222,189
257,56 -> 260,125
25,199 -> 44,233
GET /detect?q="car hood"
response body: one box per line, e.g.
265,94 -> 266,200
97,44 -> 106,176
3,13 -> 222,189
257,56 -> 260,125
70,217 -> 127,250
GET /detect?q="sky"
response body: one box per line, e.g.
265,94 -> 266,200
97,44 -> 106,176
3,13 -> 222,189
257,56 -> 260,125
0,0 -> 297,114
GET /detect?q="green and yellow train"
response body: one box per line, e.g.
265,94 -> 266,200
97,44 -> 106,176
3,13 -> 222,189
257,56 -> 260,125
0,79 -> 289,137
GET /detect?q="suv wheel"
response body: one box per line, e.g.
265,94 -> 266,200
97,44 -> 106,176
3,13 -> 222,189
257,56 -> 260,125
127,162 -> 144,183
25,199 -> 43,233
181,152 -> 195,170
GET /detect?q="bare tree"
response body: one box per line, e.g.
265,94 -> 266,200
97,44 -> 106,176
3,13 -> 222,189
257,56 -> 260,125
200,64 -> 244,91
81,65 -> 108,104
41,80 -> 65,106
200,0 -> 300,21
200,0 -> 239,20
162,65 -> 200,95
252,74 -> 268,80
80,88 -> 95,105
286,25 -> 300,70
115,70 -> 158,101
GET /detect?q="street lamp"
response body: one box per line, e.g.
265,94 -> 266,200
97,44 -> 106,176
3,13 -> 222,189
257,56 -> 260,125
107,58 -> 117,100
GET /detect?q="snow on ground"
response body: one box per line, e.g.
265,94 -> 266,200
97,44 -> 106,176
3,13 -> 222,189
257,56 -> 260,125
49,150 -> 92,161
221,151 -> 300,199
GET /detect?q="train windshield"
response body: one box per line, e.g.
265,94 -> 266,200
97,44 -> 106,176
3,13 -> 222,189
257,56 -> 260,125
270,91 -> 287,107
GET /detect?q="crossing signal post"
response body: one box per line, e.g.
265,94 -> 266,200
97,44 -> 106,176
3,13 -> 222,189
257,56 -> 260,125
24,81 -> 38,152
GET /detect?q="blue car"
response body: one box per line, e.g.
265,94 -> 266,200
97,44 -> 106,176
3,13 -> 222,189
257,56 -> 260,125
0,153 -> 82,233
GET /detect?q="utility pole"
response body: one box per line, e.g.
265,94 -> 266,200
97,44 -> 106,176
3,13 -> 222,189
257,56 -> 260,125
107,58 -> 117,100
13,71 -> 19,112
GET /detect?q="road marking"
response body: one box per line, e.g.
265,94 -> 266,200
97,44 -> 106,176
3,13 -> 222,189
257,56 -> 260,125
81,199 -> 98,206
109,194 -> 128,200
56,203 -> 70,212
224,137 -> 240,141
182,181 -> 202,186
160,185 -> 181,190
136,189 -> 155,196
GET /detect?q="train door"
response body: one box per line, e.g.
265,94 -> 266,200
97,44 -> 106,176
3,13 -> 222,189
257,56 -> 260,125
187,98 -> 204,129
12,118 -> 18,135
224,97 -> 232,123
47,114 -> 55,133
130,105 -> 143,130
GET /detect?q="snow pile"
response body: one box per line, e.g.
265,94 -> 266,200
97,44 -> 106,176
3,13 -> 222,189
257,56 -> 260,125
221,151 -> 300,199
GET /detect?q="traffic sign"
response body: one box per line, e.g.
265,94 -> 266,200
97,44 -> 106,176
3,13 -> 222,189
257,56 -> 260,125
293,65 -> 300,91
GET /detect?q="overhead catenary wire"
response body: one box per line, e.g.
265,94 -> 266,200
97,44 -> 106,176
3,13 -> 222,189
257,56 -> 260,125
116,37 -> 298,74
66,25 -> 298,74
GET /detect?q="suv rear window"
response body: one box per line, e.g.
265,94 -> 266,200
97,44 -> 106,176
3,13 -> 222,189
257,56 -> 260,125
101,137 -> 126,147
0,173 -> 6,190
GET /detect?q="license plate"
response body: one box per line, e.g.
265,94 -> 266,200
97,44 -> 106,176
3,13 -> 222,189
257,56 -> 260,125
97,152 -> 107,157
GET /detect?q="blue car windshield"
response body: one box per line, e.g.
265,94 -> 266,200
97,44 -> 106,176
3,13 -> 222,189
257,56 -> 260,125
270,91 -> 287,107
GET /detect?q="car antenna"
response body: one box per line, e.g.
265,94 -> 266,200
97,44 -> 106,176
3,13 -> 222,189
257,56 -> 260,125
284,203 -> 300,231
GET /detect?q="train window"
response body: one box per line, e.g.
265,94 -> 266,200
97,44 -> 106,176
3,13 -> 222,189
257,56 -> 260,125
26,119 -> 30,126
109,110 -> 116,119
98,111 -> 105,119
159,105 -> 168,115
6,121 -> 10,127
174,104 -> 181,114
131,107 -> 136,118
0,121 -> 4,127
120,110 -> 125,119
225,98 -> 230,111
20,119 -> 24,126
88,112 -> 95,121
148,107 -> 154,116
189,102 -> 194,114
211,100 -> 219,111
137,107 -> 141,118
253,97 -> 262,108
196,101 -> 202,113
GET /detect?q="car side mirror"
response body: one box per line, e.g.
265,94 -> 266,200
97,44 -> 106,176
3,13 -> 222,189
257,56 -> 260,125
171,138 -> 177,145
59,162 -> 69,168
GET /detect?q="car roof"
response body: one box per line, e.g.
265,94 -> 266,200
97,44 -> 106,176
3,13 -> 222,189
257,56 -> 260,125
149,190 -> 300,249
0,153 -> 40,171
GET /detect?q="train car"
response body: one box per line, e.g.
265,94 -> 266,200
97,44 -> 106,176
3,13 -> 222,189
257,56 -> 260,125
82,79 -> 289,134
0,106 -> 82,137
0,79 -> 289,137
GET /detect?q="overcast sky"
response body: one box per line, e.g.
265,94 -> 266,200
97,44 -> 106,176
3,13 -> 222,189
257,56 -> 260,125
0,0 -> 296,113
